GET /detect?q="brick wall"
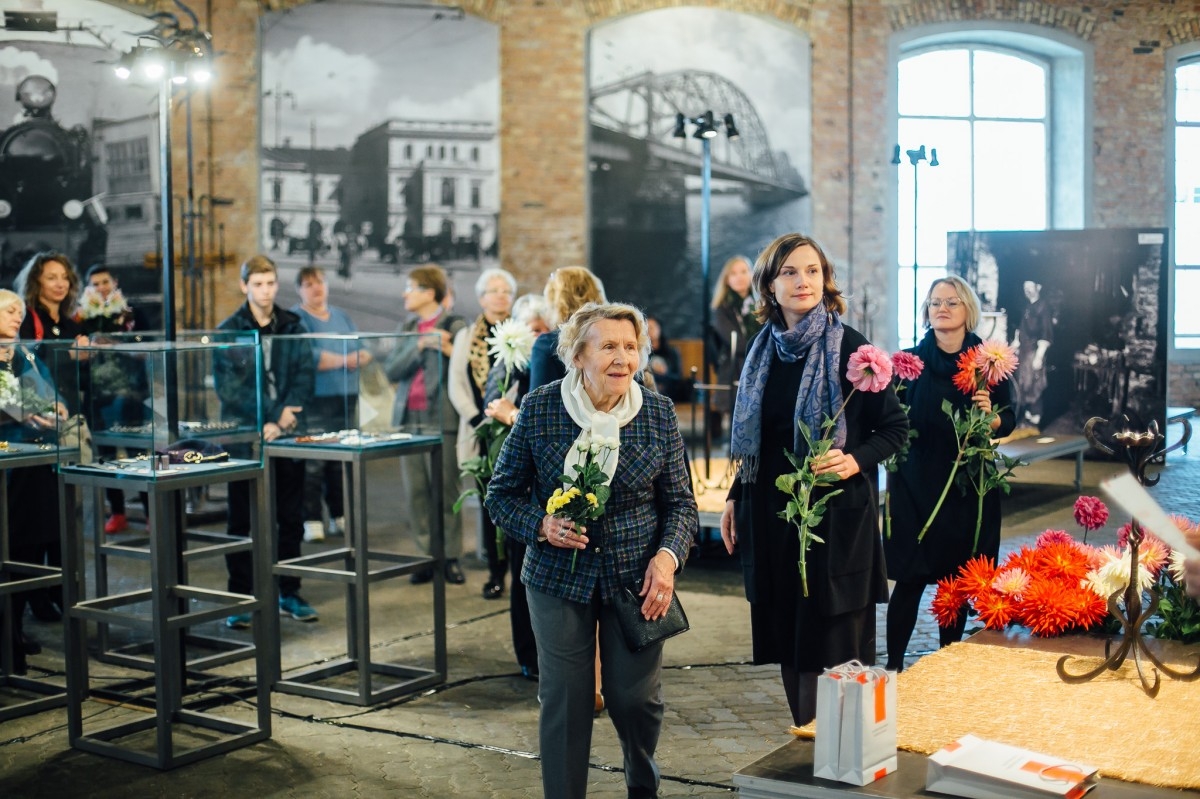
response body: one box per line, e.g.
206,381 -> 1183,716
128,0 -> 1200,406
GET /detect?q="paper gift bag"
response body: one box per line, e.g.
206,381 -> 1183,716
837,666 -> 897,785
812,660 -> 866,781
926,734 -> 1099,799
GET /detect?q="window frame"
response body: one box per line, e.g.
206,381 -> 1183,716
1168,44 -> 1200,361
886,22 -> 1091,352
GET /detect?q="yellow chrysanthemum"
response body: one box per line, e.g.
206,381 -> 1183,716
585,492 -> 598,507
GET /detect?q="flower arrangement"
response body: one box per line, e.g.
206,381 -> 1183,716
775,343 -> 894,596
75,286 -> 133,333
882,350 -> 925,538
545,432 -> 617,571
932,497 -> 1200,642
454,318 -> 537,512
0,370 -> 19,408
918,340 -> 1020,552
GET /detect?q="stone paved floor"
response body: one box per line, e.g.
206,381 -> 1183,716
1,432 -> 1196,798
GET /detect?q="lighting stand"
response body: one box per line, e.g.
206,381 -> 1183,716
673,111 -> 738,480
892,144 -> 938,344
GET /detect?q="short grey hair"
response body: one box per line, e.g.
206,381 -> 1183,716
474,267 -> 517,299
920,274 -> 982,332
512,293 -> 549,327
556,302 -> 650,372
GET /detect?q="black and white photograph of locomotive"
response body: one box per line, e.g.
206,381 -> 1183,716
1,1 -> 161,286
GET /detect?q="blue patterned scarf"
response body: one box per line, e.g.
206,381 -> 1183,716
730,307 -> 845,482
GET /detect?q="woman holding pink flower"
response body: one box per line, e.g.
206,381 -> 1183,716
884,276 -> 1016,671
718,233 -> 908,726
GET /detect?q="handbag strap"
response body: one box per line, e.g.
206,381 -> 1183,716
31,310 -> 44,341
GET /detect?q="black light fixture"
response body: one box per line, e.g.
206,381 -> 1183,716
693,110 -> 718,139
723,113 -> 740,141
672,112 -> 687,139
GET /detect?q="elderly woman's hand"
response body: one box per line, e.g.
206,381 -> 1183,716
639,550 -> 676,620
542,514 -> 588,550
720,500 -> 737,555
486,397 -> 518,426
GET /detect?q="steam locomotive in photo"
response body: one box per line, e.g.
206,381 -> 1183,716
0,74 -> 107,281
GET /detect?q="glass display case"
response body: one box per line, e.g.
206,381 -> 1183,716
53,336 -> 264,475
0,338 -> 73,460
264,331 -> 443,449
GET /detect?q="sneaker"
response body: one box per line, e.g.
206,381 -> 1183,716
225,613 -> 252,630
328,516 -> 345,536
303,520 -> 325,543
279,593 -> 318,622
104,513 -> 129,535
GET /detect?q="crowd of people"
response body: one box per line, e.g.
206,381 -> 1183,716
5,242 -> 1200,799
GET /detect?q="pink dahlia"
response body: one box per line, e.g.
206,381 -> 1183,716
974,339 -> 1019,387
1073,496 -> 1109,532
891,351 -> 925,382
846,344 -> 893,393
1035,529 -> 1074,549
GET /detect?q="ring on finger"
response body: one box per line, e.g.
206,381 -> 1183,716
656,593 -> 665,601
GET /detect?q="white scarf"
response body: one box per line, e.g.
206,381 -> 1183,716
559,368 -> 642,488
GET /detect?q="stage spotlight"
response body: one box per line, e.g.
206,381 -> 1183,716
723,113 -> 739,140
694,110 -> 717,139
672,112 -> 687,138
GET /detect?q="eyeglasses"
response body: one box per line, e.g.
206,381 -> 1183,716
404,285 -> 431,293
928,299 -> 963,310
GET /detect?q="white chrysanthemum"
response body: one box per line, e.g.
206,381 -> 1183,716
589,440 -> 603,455
486,318 -> 537,375
605,436 -> 620,450
1084,548 -> 1154,598
1169,549 -> 1188,583
0,371 -> 19,407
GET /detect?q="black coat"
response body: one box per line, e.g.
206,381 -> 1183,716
884,331 -> 1016,583
215,303 -> 315,429
730,326 -> 909,666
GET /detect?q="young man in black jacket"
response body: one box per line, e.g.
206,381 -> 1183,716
215,254 -> 317,628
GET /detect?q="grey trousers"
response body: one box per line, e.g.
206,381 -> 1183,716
397,418 -> 462,559
527,586 -> 663,799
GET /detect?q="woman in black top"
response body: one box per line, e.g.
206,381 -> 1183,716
883,276 -> 1015,670
14,251 -> 89,415
710,255 -> 761,436
719,234 -> 908,726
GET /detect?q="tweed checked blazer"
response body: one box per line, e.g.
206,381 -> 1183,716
485,380 -> 698,605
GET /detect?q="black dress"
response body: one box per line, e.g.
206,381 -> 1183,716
731,327 -> 909,671
884,331 -> 1017,583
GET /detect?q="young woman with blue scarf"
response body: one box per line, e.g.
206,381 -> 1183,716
719,233 -> 909,726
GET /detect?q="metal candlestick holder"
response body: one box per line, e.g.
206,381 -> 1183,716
1056,415 -> 1199,697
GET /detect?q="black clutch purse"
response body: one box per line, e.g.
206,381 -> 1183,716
612,583 -> 689,652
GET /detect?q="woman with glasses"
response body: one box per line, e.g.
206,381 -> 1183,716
448,267 -> 516,589
386,266 -> 467,584
883,275 -> 1015,671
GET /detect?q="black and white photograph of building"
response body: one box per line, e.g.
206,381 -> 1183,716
260,4 -> 499,274
587,8 -> 811,338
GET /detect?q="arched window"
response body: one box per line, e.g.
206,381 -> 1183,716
1172,50 -> 1200,352
892,28 -> 1088,348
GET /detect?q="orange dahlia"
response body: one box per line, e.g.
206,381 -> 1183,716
1017,579 -> 1080,636
931,576 -> 966,628
956,555 -> 997,597
975,589 -> 1017,629
952,348 -> 981,396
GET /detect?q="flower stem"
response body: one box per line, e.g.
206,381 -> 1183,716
972,472 -> 984,554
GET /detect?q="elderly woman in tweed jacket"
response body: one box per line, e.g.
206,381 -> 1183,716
485,302 -> 697,799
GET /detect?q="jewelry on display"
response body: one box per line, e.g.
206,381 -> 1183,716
656,594 -> 664,601
0,441 -> 8,450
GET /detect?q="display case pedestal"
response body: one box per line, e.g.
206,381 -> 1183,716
0,448 -> 69,721
60,461 -> 272,769
266,434 -> 446,705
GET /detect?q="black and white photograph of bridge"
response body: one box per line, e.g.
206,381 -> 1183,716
588,8 -> 811,338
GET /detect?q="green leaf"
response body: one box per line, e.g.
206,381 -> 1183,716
776,473 -> 798,494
